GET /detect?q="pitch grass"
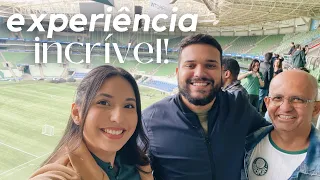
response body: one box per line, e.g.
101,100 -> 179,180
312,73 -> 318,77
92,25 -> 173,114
0,81 -> 167,180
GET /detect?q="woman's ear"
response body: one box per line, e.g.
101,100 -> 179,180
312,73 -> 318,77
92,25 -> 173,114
71,103 -> 81,125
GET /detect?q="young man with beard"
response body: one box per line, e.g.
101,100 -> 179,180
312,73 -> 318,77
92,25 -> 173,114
142,34 -> 270,180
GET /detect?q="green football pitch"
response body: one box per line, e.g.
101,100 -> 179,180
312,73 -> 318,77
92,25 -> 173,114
0,81 -> 167,180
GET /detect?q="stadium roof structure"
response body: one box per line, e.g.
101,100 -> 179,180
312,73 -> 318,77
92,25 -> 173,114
172,0 -> 320,26
0,0 -> 319,32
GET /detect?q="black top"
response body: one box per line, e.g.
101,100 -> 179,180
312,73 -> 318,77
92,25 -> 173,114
91,153 -> 141,180
142,91 -> 270,180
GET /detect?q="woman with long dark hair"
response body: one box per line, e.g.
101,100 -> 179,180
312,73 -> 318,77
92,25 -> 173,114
30,65 -> 153,180
238,59 -> 264,110
273,58 -> 283,77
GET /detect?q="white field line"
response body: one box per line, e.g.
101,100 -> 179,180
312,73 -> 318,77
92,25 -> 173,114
0,152 -> 50,176
0,83 -> 36,89
0,141 -> 38,158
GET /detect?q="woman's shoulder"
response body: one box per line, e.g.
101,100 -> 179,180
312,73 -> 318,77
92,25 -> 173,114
29,155 -> 81,180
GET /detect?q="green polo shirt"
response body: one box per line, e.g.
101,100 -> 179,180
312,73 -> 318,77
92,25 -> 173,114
243,72 -> 263,96
92,153 -> 140,180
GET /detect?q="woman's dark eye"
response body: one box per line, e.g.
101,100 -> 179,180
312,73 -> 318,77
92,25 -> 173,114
125,104 -> 135,109
97,100 -> 109,106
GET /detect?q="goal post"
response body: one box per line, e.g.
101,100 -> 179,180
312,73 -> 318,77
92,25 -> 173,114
42,125 -> 55,136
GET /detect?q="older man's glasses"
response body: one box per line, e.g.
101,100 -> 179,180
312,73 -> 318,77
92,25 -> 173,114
267,96 -> 316,108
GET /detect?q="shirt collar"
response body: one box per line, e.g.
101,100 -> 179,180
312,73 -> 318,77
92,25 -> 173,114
223,80 -> 241,91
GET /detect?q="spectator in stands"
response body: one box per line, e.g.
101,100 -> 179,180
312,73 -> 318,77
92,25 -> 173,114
221,57 -> 248,98
142,34 -> 269,180
303,45 -> 309,55
273,58 -> 283,77
238,59 -> 264,110
271,53 -> 279,67
259,52 -> 274,114
288,42 -> 295,55
241,70 -> 320,179
30,65 -> 152,180
292,44 -> 306,68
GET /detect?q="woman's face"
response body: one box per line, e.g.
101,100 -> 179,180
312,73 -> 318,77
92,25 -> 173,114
253,62 -> 260,72
79,76 -> 138,155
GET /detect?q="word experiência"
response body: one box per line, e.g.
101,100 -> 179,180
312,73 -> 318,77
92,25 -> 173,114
7,7 -> 198,38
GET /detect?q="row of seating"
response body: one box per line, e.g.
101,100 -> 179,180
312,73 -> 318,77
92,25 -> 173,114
141,79 -> 177,93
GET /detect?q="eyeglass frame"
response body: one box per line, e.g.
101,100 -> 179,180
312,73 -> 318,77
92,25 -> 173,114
266,95 -> 317,108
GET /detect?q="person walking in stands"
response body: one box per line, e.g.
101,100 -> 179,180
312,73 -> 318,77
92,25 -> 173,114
259,52 -> 274,113
30,65 -> 153,180
292,44 -> 306,69
221,57 -> 249,98
288,42 -> 295,55
271,53 -> 279,67
142,34 -> 269,180
302,45 -> 309,55
238,59 -> 265,110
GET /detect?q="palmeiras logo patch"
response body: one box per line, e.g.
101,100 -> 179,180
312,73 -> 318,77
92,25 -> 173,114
252,157 -> 268,176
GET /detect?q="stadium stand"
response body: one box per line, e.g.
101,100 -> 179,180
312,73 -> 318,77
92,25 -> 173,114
215,36 -> 238,49
274,29 -> 320,54
225,36 -> 267,54
29,64 -> 41,77
167,36 -> 184,50
0,26 -> 12,38
141,79 -> 177,93
42,64 -> 65,77
73,72 -> 87,79
248,34 -> 285,55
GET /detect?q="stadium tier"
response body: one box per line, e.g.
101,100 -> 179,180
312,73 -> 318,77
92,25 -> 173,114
73,72 -> 87,79
247,34 -> 285,55
215,36 -> 238,48
274,29 -> 320,54
0,70 -> 3,78
224,36 -> 267,54
141,79 -> 177,93
0,52 -> 35,69
167,36 -> 184,50
0,26 -> 12,38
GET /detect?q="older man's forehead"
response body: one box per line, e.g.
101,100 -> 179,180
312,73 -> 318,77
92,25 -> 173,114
270,74 -> 315,98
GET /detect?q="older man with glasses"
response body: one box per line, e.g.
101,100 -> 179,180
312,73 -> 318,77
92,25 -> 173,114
241,70 -> 320,180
